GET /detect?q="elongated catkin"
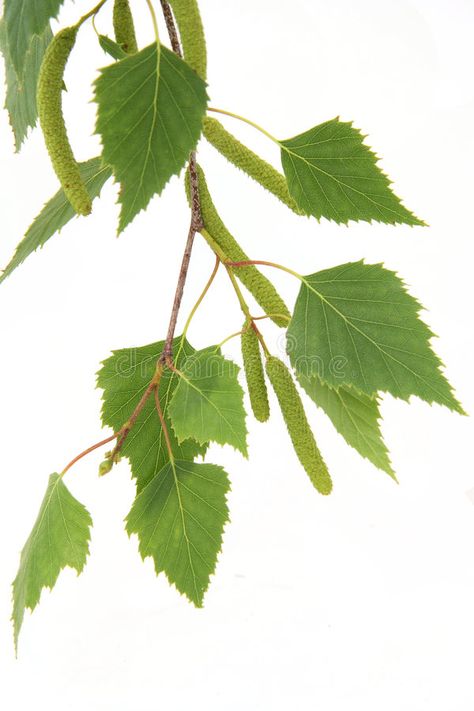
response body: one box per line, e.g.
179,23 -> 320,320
113,0 -> 138,54
265,356 -> 332,495
37,27 -> 92,216
186,166 -> 290,327
241,322 -> 270,422
203,117 -> 304,215
169,0 -> 207,79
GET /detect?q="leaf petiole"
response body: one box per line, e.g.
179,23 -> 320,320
145,0 -> 161,44
251,313 -> 291,323
213,329 -> 246,352
207,106 -> 279,145
176,255 -> 220,362
60,433 -> 119,478
226,258 -> 303,281
224,267 -> 270,355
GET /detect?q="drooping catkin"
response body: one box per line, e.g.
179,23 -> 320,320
169,0 -> 207,80
186,166 -> 291,327
37,27 -> 92,216
203,117 -> 304,216
113,0 -> 138,54
265,356 -> 333,495
241,322 -> 270,423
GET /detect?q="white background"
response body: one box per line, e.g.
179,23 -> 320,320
1,1 -> 474,709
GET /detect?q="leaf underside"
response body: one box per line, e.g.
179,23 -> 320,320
0,158 -> 112,285
298,375 -> 394,477
3,0 -> 64,76
168,348 -> 248,455
94,43 -> 208,232
0,20 -> 52,151
126,460 -> 230,606
288,261 -> 462,412
280,118 -> 424,225
12,473 -> 92,651
97,337 -> 207,493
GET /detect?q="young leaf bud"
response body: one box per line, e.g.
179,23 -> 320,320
98,459 -> 114,477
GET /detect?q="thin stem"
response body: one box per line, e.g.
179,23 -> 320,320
164,358 -> 184,381
145,0 -> 161,43
159,5 -> 203,361
162,219 -> 197,360
183,256 -> 220,341
208,107 -> 279,145
60,433 -> 118,478
251,313 -> 291,323
213,328 -> 245,351
200,230 -> 300,291
161,167 -> 202,361
200,229 -> 275,352
226,259 -> 303,281
154,388 -> 175,463
176,256 -> 220,361
109,362 -> 163,460
213,316 -> 291,352
76,0 -> 109,27
225,267 -> 271,355
91,13 -> 100,37
250,319 -> 270,356
159,1 -> 182,55
199,227 -> 228,262
225,266 -> 252,319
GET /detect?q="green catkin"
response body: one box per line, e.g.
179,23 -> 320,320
113,0 -> 138,54
203,117 -> 304,216
169,0 -> 207,80
186,166 -> 291,327
265,356 -> 333,495
37,26 -> 92,216
241,323 -> 270,423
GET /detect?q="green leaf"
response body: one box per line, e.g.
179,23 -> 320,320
287,261 -> 463,412
94,43 -> 208,232
168,348 -> 248,456
298,374 -> 394,477
126,460 -> 230,606
0,158 -> 112,285
12,473 -> 92,652
98,34 -> 127,61
279,118 -> 424,225
97,337 -> 207,492
0,20 -> 52,151
3,0 -> 64,76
